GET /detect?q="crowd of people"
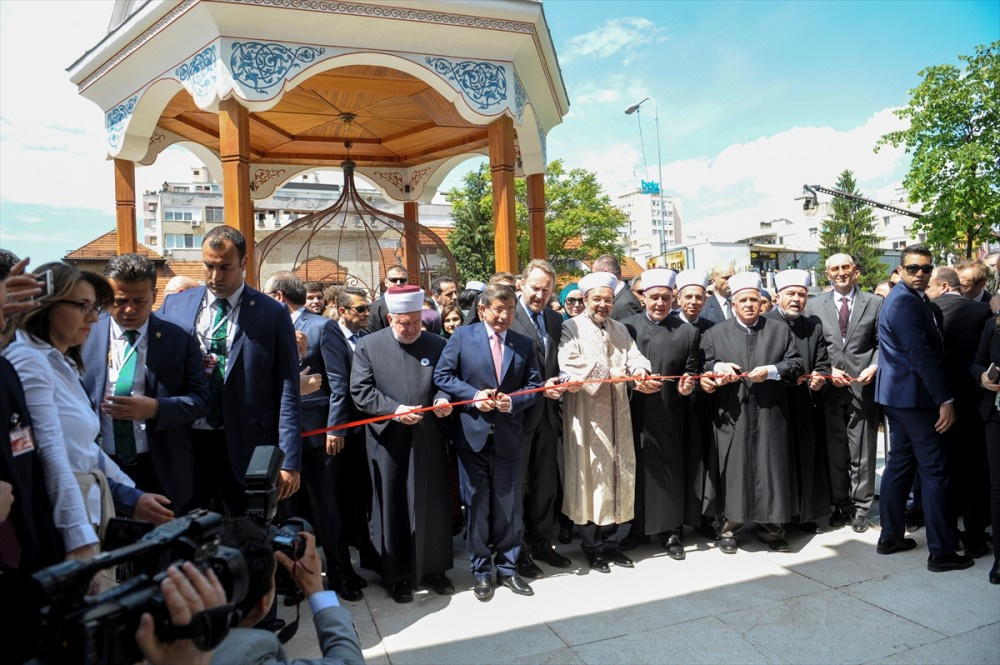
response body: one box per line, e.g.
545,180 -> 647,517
1,233 -> 999,662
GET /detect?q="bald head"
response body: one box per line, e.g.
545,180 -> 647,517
824,253 -> 859,295
163,275 -> 199,296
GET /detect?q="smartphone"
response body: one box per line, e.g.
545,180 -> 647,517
988,363 -> 999,383
32,269 -> 52,301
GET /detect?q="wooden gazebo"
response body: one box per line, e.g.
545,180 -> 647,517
68,0 -> 569,284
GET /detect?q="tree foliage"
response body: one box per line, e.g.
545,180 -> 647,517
877,41 -> 1000,258
445,159 -> 625,283
817,169 -> 884,291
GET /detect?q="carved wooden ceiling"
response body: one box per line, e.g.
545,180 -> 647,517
157,65 -> 489,167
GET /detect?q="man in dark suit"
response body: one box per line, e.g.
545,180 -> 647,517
508,259 -> 571,578
955,259 -> 993,304
435,284 -> 542,601
592,254 -> 643,321
699,265 -> 736,326
874,245 -> 972,572
82,253 -> 210,516
367,265 -> 409,332
159,227 -> 301,515
263,272 -> 365,601
927,266 -> 992,556
806,253 -> 881,533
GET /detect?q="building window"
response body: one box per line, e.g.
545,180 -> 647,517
809,227 -> 818,239
883,216 -> 891,227
164,233 -> 203,249
164,208 -> 195,222
205,207 -> 224,223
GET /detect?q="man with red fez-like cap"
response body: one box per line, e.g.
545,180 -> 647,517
350,284 -> 455,603
699,272 -> 803,554
764,269 -> 831,533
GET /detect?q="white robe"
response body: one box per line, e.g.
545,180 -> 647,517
558,314 -> 651,525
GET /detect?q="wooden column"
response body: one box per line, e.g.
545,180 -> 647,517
489,116 -> 518,273
527,173 -> 546,260
402,201 -> 421,286
219,99 -> 255,284
114,159 -> 138,255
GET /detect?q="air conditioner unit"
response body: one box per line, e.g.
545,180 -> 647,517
191,220 -> 201,227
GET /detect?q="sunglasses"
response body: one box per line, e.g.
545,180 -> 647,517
902,264 -> 933,275
565,297 -> 583,306
346,305 -> 369,313
387,277 -> 408,284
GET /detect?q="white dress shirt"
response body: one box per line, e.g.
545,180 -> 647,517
3,332 -> 136,550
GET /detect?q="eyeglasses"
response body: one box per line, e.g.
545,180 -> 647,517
57,300 -> 102,316
346,305 -> 369,313
486,306 -> 516,316
633,289 -> 645,296
387,277 -> 408,284
565,298 -> 583,306
903,264 -> 933,275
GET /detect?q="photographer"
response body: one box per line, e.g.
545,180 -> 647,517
211,518 -> 364,665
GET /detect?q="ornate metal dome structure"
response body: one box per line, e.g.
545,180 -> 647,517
255,159 -> 456,294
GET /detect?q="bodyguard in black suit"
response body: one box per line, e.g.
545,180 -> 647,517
263,273 -> 365,601
699,265 -> 737,326
82,254 -> 209,516
927,266 -> 992,555
367,265 -> 409,332
971,315 -> 1000,584
508,260 -> 571,577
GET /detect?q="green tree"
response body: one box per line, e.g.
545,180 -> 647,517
877,41 -> 999,258
818,170 -> 884,291
445,159 -> 625,282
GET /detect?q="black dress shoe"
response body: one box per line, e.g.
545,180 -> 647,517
960,533 -> 990,559
349,571 -> 368,589
586,552 -> 610,573
662,534 -> 686,561
927,553 -> 974,572
904,508 -> 924,530
474,576 -> 494,601
391,579 -> 413,603
989,560 -> 999,585
532,545 -> 572,568
558,525 -> 573,544
497,573 -> 534,596
607,550 -> 635,568
793,521 -> 824,535
851,513 -> 869,533
828,507 -> 849,529
765,538 -> 791,552
331,574 -> 364,602
422,573 -> 455,595
719,536 -> 738,554
516,554 -> 544,579
619,533 -> 649,551
877,537 -> 917,555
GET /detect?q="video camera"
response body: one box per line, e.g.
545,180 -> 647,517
31,510 -> 247,665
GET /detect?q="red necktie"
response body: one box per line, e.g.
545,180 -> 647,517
839,296 -> 849,338
491,333 -> 503,384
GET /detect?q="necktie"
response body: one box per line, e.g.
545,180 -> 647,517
532,311 -> 547,353
838,296 -> 850,338
723,298 -> 732,320
207,298 -> 229,428
491,333 -> 503,385
113,329 -> 139,464
349,333 -> 359,348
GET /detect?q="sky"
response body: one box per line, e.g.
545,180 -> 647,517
1,0 -> 997,264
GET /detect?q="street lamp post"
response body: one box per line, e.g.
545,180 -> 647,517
625,97 -> 666,261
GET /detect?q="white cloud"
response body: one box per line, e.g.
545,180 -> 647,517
560,17 -> 668,65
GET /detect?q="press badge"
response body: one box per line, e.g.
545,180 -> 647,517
10,414 -> 35,456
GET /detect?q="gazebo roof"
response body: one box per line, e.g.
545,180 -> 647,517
68,0 -> 569,203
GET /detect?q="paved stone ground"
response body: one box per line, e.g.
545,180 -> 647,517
279,520 -> 999,665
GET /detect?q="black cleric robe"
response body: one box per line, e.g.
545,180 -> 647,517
764,309 -> 832,523
700,316 -> 803,524
349,329 -> 453,585
624,313 -> 702,535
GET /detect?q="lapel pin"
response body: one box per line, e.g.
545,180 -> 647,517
250,300 -> 256,306
420,358 -> 430,366
156,331 -> 162,339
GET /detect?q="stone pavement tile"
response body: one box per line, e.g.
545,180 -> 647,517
547,553 -> 826,646
512,647 -> 587,664
842,565 -> 1000,636
381,622 -> 567,664
355,618 -> 390,665
776,532 -> 926,588
572,616 -> 787,665
717,588 -> 941,664
862,624 -> 1000,665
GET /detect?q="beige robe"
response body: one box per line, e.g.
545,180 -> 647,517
559,314 -> 651,525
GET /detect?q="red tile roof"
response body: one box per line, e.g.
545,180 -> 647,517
63,230 -> 164,261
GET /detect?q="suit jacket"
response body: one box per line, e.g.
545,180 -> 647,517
295,310 -> 351,446
933,293 -> 990,405
971,316 -> 1000,421
508,302 -> 562,431
611,286 -> 643,322
875,282 -> 952,409
159,285 -> 302,477
807,288 -> 881,408
366,296 -> 389,332
699,294 -> 728,326
81,313 -> 210,506
210,605 -> 364,665
434,323 -> 541,456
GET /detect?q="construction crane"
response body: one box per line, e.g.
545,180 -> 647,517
797,184 -> 924,219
